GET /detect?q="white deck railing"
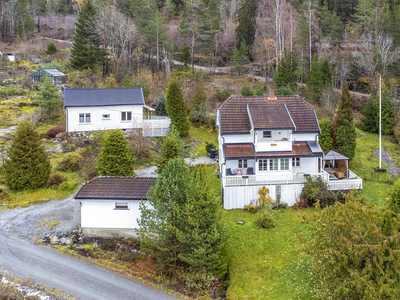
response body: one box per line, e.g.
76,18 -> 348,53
222,169 -> 362,190
327,170 -> 363,190
143,117 -> 171,137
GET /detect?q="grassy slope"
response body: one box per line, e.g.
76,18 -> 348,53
224,129 -> 399,299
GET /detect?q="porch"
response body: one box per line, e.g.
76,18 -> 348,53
143,116 -> 171,137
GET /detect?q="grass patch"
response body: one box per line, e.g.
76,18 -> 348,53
351,129 -> 400,207
188,125 -> 218,156
223,208 -> 315,299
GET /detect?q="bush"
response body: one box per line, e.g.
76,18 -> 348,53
58,148 -> 85,172
256,207 -> 276,229
301,176 -> 339,208
45,125 -> 65,139
205,141 -> 216,154
276,85 -> 294,95
214,87 -> 232,102
46,172 -> 67,188
244,202 -> 258,213
240,84 -> 254,96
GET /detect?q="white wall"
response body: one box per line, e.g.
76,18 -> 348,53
225,159 -> 256,171
292,133 -> 318,142
223,183 -> 304,208
255,130 -> 291,142
223,134 -> 253,143
66,105 -> 143,132
81,199 -> 147,229
296,157 -> 319,174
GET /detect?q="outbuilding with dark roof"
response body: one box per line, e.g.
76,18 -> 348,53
75,176 -> 156,238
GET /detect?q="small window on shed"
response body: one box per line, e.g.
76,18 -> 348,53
102,114 -> 110,119
115,202 -> 129,210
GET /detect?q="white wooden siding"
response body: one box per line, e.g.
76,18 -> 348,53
66,105 -> 143,132
81,199 -> 148,229
292,133 -> 318,142
255,130 -> 291,142
225,159 -> 255,171
223,184 -> 303,209
223,134 -> 253,143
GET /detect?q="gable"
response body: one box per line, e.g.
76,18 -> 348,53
219,96 -> 319,134
64,88 -> 145,108
75,177 -> 156,200
247,103 -> 295,130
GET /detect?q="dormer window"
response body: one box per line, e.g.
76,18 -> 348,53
263,131 -> 271,138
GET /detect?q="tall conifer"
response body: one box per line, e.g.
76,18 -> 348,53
333,80 -> 356,160
70,0 -> 101,70
235,0 -> 257,55
165,79 -> 190,137
3,120 -> 50,191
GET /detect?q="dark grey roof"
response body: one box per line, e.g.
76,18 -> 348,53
74,177 -> 156,200
323,150 -> 349,161
308,141 -> 323,154
63,88 -> 145,107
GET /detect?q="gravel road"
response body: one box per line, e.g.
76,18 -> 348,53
373,148 -> 400,176
0,230 -> 181,300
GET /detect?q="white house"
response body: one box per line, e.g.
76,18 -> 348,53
217,93 -> 362,209
74,176 -> 156,238
63,88 -> 170,136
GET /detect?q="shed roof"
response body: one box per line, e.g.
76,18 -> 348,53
74,177 -> 156,200
219,95 -> 319,134
63,88 -> 145,107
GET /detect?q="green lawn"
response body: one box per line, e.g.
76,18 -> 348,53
188,125 -> 218,156
223,208 -> 316,300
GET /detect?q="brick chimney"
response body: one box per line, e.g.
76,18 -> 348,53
268,88 -> 277,100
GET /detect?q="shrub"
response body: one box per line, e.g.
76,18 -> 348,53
45,125 -> 65,139
240,84 -> 254,96
292,197 -> 309,210
46,172 -> 67,188
205,141 -> 216,154
276,84 -> 294,95
214,87 -> 232,102
301,176 -> 339,208
244,201 -> 258,213
256,207 -> 276,229
58,148 -> 85,172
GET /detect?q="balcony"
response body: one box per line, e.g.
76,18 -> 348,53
143,116 -> 171,137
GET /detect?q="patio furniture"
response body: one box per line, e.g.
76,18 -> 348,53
247,167 -> 255,175
334,165 -> 346,179
226,168 -> 233,176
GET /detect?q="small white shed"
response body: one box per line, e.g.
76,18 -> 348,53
74,176 -> 156,238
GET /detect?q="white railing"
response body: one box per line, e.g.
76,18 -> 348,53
327,170 -> 363,190
222,172 -> 329,187
143,117 -> 171,137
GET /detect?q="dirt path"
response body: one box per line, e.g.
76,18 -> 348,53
373,148 -> 400,176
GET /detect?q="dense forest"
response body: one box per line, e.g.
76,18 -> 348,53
2,0 -> 400,88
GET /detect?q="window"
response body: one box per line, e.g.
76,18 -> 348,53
238,159 -> 248,168
79,113 -> 91,123
281,158 -> 290,170
102,114 -> 110,119
115,202 -> 129,210
292,157 -> 300,167
258,159 -> 268,171
121,111 -> 132,121
270,159 -> 279,170
263,131 -> 272,138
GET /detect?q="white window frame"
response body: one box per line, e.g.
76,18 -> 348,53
114,202 -> 129,210
281,158 -> 290,170
292,157 -> 300,167
79,113 -> 91,123
263,131 -> 272,138
270,159 -> 279,171
121,111 -> 132,121
102,114 -> 111,119
258,159 -> 268,171
238,159 -> 248,168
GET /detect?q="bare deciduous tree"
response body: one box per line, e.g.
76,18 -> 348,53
377,32 -> 400,76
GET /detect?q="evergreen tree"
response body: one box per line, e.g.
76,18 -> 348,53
45,42 -> 57,57
37,75 -> 62,117
181,43 -> 191,67
361,81 -> 395,135
230,41 -> 248,75
307,55 -> 324,103
240,84 -> 254,96
165,79 -> 190,137
190,83 -> 207,111
156,125 -> 183,174
70,0 -> 101,70
320,59 -> 332,87
155,92 -> 167,116
3,120 -> 50,191
235,0 -> 257,56
274,53 -> 297,89
333,80 -> 356,160
176,166 -> 227,277
317,1 -> 344,43
139,159 -> 227,280
319,118 -> 334,152
97,130 -> 136,176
